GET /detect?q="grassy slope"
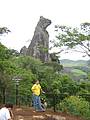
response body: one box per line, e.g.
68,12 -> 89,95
60,59 -> 87,67
60,59 -> 88,78
71,69 -> 87,76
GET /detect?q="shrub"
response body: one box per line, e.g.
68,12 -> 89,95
57,96 -> 90,119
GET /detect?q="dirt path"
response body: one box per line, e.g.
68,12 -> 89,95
13,107 -> 83,120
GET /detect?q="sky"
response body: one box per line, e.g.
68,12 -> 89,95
0,0 -> 90,60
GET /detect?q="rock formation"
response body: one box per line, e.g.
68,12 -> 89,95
26,16 -> 51,62
20,46 -> 28,55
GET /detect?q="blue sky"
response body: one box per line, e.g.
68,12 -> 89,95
0,0 -> 90,60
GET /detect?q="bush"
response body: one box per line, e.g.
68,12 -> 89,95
57,96 -> 90,120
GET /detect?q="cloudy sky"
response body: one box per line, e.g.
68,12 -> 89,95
0,0 -> 90,60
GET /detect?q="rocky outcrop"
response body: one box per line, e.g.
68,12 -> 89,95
26,16 -> 51,62
20,46 -> 28,55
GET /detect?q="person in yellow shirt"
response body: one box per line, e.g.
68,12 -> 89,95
31,80 -> 45,112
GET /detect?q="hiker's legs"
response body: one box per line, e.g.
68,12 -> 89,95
36,96 -> 45,111
33,94 -> 45,111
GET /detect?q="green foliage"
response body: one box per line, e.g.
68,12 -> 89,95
60,59 -> 89,81
72,69 -> 87,76
12,56 -> 63,93
12,56 -> 42,74
44,62 -> 63,73
19,69 -> 35,96
0,59 -> 17,103
0,36 -> 89,119
0,43 -> 20,61
54,23 -> 90,57
79,81 -> 90,92
58,96 -> 90,119
87,73 -> 90,81
0,27 -> 11,35
38,45 -> 48,53
0,43 -> 11,60
77,81 -> 90,102
60,75 -> 79,95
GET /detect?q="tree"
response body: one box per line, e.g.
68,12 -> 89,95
0,43 -> 12,60
53,22 -> 90,57
0,60 -> 17,103
0,27 -> 11,35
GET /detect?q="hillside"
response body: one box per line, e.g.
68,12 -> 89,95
60,59 -> 87,67
60,59 -> 89,81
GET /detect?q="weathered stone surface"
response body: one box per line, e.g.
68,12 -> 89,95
20,46 -> 28,55
27,16 -> 51,62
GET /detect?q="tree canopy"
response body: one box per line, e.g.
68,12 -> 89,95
53,22 -> 90,57
0,27 -> 11,35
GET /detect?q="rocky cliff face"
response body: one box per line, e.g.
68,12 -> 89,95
26,16 -> 51,62
20,46 -> 28,55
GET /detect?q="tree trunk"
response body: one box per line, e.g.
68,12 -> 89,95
2,88 -> 6,104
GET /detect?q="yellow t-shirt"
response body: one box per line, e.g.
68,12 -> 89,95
31,84 -> 41,96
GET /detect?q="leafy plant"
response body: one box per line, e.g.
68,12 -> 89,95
53,23 -> 90,57
57,96 -> 90,119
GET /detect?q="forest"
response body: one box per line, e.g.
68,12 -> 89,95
0,23 -> 90,120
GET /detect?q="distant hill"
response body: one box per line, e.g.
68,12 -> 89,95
60,59 -> 87,67
60,59 -> 89,81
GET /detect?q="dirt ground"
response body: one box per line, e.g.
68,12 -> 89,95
13,106 -> 84,120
